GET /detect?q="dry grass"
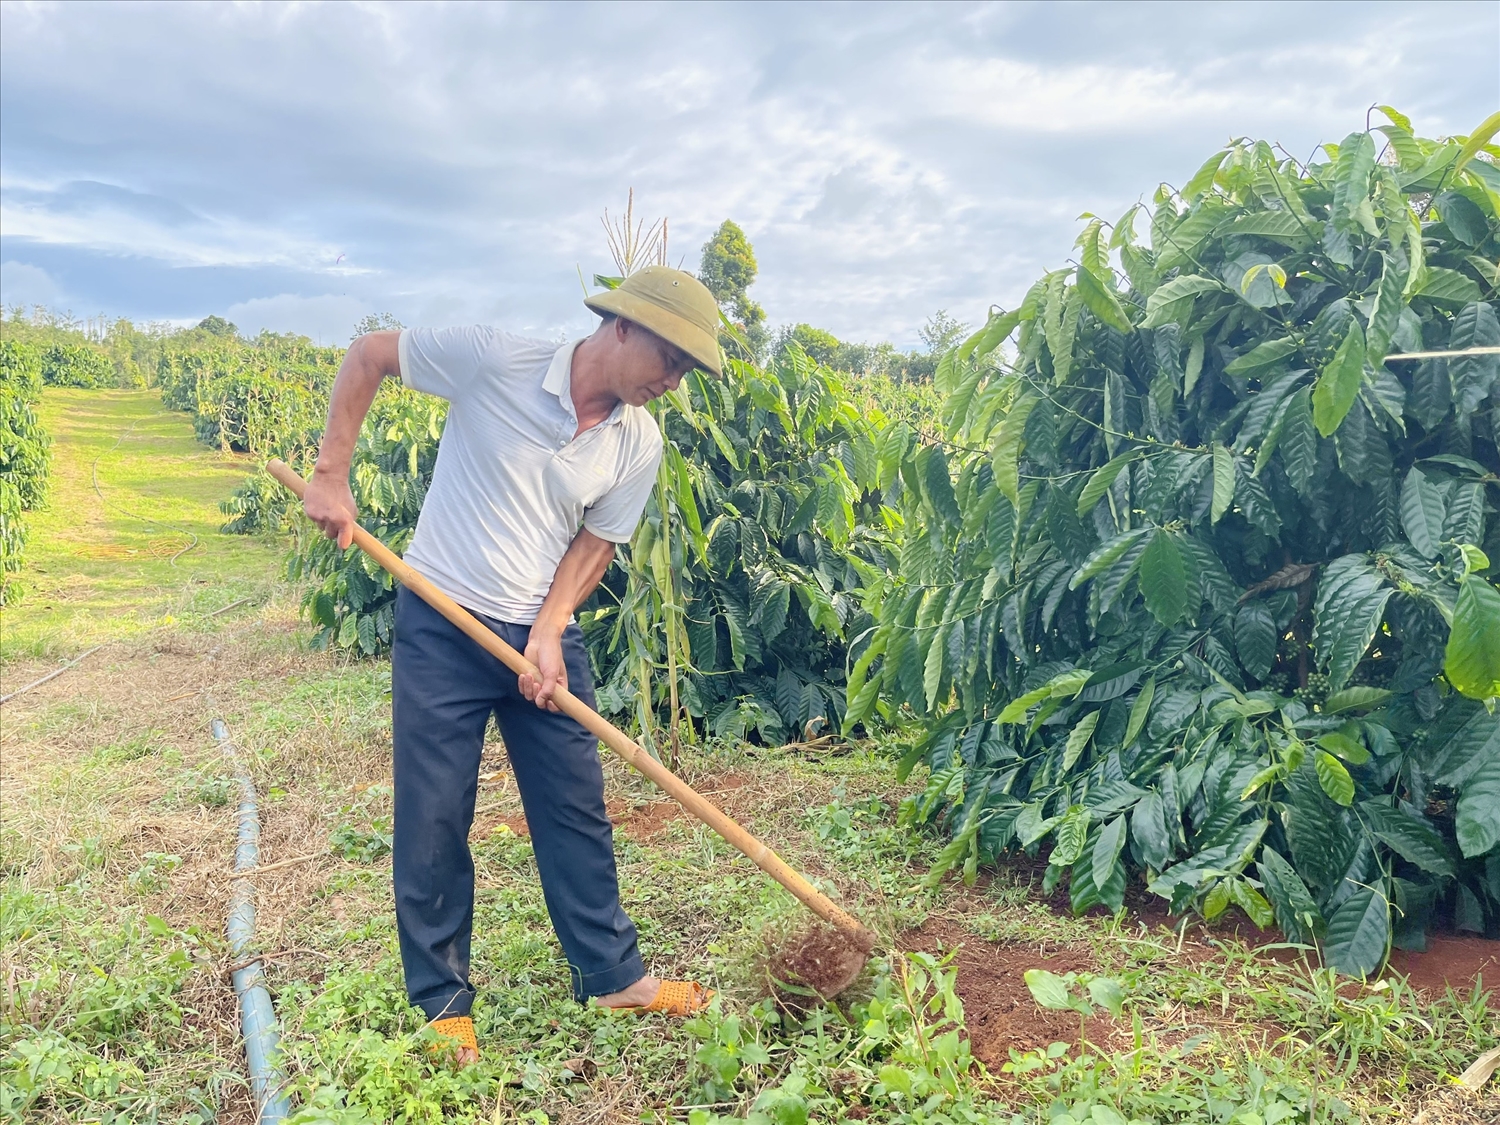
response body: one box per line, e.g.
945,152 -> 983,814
1,607 -> 348,1124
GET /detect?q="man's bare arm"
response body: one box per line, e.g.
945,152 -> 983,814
305,331 -> 402,548
520,528 -> 617,711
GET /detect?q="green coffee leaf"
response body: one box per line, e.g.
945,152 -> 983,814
1323,687 -> 1392,714
1092,815 -> 1127,894
1360,802 -> 1454,875
1315,750 -> 1355,806
1257,846 -> 1323,944
1211,444 -> 1235,523
1332,131 -> 1376,232
1455,748 -> 1500,858
1229,878 -> 1276,929
1076,450 -> 1139,517
1130,790 -> 1172,871
1075,263 -> 1132,332
1400,467 -> 1446,558
1311,322 -> 1366,436
997,668 -> 1091,723
1411,266 -> 1481,305
1324,888 -> 1389,977
1139,530 -> 1188,626
1123,676 -> 1155,748
1063,710 -> 1100,771
1224,336 -> 1296,376
1049,806 -> 1091,866
1070,528 -> 1151,589
1446,575 -> 1500,700
1141,274 -> 1222,328
991,391 -> 1039,505
1318,730 -> 1370,764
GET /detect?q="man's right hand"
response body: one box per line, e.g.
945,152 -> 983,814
301,331 -> 401,549
303,468 -> 359,549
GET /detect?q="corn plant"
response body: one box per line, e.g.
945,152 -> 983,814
848,108 -> 1500,973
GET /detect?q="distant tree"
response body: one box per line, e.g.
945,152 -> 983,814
353,313 -> 404,339
699,220 -> 768,359
779,324 -> 841,367
918,309 -> 969,355
196,315 -> 238,338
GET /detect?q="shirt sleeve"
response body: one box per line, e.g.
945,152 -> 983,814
398,325 -> 499,402
582,421 -> 664,543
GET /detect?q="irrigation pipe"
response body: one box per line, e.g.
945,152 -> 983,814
206,596 -> 254,619
0,646 -> 102,706
1383,346 -> 1500,360
91,419 -> 199,564
213,718 -> 290,1124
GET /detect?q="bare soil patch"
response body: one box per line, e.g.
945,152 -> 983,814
1389,935 -> 1500,1001
902,916 -> 1111,1066
946,860 -> 1500,1010
472,771 -> 759,842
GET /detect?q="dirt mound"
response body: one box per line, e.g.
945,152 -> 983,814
903,918 -> 1112,1066
609,798 -> 681,839
764,924 -> 874,1009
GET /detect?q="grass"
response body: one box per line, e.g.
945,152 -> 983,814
2,389 -> 1497,1124
0,388 -> 283,662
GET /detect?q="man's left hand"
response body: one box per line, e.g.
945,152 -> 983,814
521,627 -> 567,711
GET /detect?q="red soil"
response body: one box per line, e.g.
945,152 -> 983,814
902,917 -> 1113,1067
474,771 -> 762,840
1388,935 -> 1500,1000
480,800 -> 682,841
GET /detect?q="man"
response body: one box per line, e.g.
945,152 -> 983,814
303,266 -> 722,1064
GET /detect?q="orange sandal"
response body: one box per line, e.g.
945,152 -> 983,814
427,1015 -> 479,1061
601,980 -> 715,1017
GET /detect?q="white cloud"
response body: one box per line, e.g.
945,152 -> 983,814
1,1 -> 1494,347
0,176 -> 352,272
0,260 -> 65,309
224,294 -> 369,345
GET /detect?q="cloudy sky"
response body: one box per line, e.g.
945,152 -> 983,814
2,2 -> 1495,348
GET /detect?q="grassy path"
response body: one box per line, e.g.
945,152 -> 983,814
1,390 -> 1495,1124
1,388 -> 281,663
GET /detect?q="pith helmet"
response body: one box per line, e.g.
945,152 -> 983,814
584,266 -> 723,376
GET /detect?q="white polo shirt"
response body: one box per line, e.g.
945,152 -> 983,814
397,325 -> 663,624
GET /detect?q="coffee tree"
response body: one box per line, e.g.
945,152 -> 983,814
40,341 -> 113,388
158,330 -> 339,455
0,341 -> 52,599
583,343 -> 893,756
846,109 -> 1500,972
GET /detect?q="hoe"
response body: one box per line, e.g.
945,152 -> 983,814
268,459 -> 875,1000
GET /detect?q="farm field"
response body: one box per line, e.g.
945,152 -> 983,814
2,389 -> 1497,1122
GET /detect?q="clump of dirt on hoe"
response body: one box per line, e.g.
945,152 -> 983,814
762,923 -> 876,1010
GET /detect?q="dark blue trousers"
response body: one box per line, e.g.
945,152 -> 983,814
391,586 -> 645,1017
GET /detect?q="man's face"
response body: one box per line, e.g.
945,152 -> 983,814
614,319 -> 698,406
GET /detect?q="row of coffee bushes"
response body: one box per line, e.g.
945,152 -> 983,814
0,343 -> 53,600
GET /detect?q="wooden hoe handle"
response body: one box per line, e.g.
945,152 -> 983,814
267,460 -> 872,943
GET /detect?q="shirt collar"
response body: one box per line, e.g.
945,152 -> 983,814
543,338 -> 626,426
